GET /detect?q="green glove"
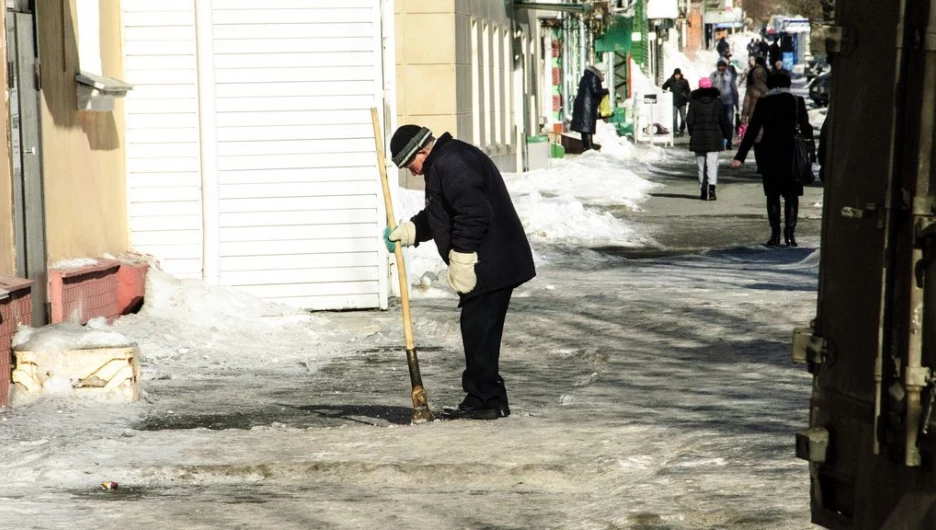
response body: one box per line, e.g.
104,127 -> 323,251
384,221 -> 416,253
383,226 -> 396,253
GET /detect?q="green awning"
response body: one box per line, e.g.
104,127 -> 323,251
595,16 -> 633,53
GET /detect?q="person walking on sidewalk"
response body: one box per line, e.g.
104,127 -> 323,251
730,73 -> 814,246
739,58 -> 769,150
571,65 -> 609,151
686,77 -> 730,201
662,68 -> 691,137
709,57 -> 739,147
384,125 -> 536,420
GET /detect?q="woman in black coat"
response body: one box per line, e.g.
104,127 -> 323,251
571,65 -> 609,151
686,77 -> 730,200
731,73 -> 814,246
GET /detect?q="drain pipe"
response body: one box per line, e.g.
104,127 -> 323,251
874,0 -> 911,457
902,0 -> 936,467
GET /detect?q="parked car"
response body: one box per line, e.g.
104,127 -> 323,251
806,54 -> 828,82
808,71 -> 832,106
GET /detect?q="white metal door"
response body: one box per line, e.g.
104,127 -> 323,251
209,0 -> 387,310
122,0 -> 204,279
122,0 -> 390,310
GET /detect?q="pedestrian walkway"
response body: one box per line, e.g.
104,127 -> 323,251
615,143 -> 824,254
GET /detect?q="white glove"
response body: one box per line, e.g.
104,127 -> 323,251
387,221 -> 416,247
446,250 -> 478,294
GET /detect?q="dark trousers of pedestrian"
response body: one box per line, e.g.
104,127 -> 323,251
460,287 -> 513,409
581,133 -> 594,151
722,103 -> 735,145
767,193 -> 799,245
673,105 -> 687,134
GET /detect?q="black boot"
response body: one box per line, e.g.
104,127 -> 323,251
784,196 -> 799,247
700,186 -> 708,200
581,133 -> 594,151
766,195 -> 782,246
708,185 -> 717,201
700,173 -> 709,200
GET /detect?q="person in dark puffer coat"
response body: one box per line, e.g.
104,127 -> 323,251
570,65 -> 609,151
662,68 -> 691,136
686,77 -> 730,200
384,125 -> 536,421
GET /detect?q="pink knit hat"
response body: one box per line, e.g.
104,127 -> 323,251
698,77 -> 712,89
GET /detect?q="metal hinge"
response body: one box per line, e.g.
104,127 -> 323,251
792,327 -> 827,365
825,25 -> 851,55
7,61 -> 13,89
796,427 -> 829,463
33,61 -> 40,90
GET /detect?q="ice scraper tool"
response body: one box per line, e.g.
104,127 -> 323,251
371,107 -> 434,424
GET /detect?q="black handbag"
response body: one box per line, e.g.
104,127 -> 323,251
792,97 -> 815,185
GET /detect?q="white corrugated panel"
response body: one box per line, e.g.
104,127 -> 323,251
211,1 -> 386,310
122,0 -> 203,279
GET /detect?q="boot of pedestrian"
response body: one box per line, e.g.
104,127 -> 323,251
700,185 -> 708,200
766,228 -> 781,246
784,228 -> 798,247
708,185 -> 717,201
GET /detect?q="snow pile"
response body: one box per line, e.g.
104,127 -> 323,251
13,317 -> 132,352
513,190 -> 656,247
390,146 -> 661,294
50,258 -> 99,270
594,121 -> 667,164
139,267 -> 306,328
506,150 -> 658,210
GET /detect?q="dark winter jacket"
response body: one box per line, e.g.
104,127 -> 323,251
734,92 -> 814,197
768,42 -> 782,66
410,133 -> 535,301
571,69 -> 609,134
662,75 -> 691,108
686,87 -> 730,153
716,38 -> 730,57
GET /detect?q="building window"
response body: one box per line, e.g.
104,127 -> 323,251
482,23 -> 491,147
493,27 -> 502,146
503,28 -> 512,148
471,19 -> 480,146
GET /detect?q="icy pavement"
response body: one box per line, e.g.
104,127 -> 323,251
0,254 -> 819,529
0,122 -> 824,528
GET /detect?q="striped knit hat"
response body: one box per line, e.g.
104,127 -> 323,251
390,125 -> 432,168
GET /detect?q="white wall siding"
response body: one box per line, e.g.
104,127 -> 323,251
123,0 -> 389,310
209,1 -> 386,311
122,0 -> 203,279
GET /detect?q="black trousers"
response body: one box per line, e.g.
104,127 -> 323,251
460,287 -> 513,407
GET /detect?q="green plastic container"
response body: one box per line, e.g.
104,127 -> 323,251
527,134 -> 549,144
550,143 -> 565,159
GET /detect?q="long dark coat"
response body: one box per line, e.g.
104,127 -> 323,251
686,87 -> 730,153
734,92 -> 814,197
662,75 -> 691,108
570,70 -> 608,134
410,133 -> 536,301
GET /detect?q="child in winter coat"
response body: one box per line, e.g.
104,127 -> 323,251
686,78 -> 731,200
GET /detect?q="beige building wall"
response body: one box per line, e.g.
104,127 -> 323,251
395,0 -> 457,189
37,0 -> 128,263
0,6 -> 13,276
395,0 -> 542,188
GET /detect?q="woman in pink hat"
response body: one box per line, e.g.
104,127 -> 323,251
686,77 -> 731,200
